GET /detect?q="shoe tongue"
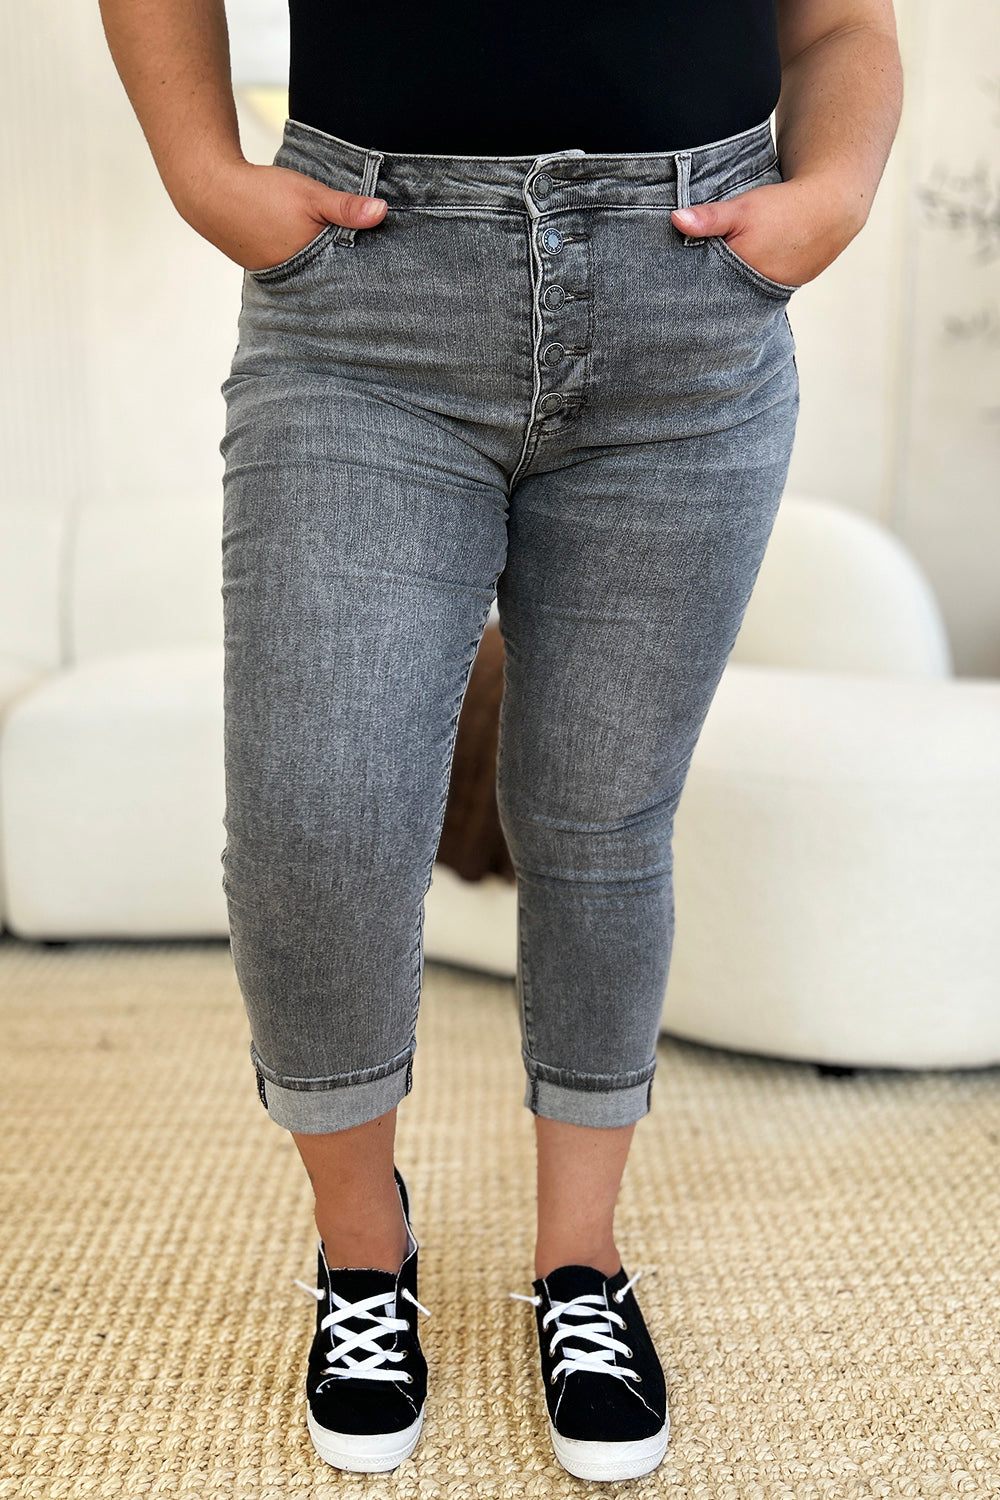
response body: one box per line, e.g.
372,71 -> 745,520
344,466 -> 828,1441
321,1265 -> 399,1323
539,1264 -> 610,1304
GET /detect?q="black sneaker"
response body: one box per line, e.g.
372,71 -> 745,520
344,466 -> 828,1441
511,1262 -> 670,1482
294,1166 -> 430,1472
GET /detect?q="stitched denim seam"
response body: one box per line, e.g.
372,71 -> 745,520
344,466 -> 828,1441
378,161 -> 777,221
247,221 -> 341,285
707,234 -> 800,299
703,157 -> 780,199
249,1039 -> 414,1092
522,1054 -> 658,1091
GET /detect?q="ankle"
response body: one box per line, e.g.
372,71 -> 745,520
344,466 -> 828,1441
317,1189 -> 409,1275
534,1236 -> 621,1281
321,1234 -> 409,1275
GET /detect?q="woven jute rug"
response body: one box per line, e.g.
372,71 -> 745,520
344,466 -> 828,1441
2,934 -> 999,1499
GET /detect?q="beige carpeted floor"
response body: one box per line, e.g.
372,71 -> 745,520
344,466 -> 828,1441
2,933 -> 999,1499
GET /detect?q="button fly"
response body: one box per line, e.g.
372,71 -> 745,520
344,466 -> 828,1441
519,189 -> 592,451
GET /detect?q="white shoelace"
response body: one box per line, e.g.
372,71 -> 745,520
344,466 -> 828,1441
295,1278 -> 431,1388
509,1269 -> 644,1384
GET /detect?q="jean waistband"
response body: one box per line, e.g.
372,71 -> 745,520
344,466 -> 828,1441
274,115 -> 779,216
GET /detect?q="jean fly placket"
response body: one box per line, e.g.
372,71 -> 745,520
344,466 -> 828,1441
512,148 -> 592,479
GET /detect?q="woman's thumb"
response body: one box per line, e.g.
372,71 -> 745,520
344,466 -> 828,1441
323,186 -> 387,227
356,195 -> 387,224
671,205 -> 714,235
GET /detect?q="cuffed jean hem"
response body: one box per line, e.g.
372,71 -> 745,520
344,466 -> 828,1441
251,1049 -> 414,1134
523,1065 -> 655,1128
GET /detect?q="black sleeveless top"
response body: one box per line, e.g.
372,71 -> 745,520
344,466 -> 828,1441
287,1 -> 782,157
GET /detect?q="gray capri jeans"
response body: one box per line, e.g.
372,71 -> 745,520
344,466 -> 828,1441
218,113 -> 800,1135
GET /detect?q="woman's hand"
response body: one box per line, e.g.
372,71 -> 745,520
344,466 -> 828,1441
176,158 -> 387,272
670,174 -> 865,289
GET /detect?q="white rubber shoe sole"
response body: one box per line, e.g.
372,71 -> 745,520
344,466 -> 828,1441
306,1403 -> 424,1473
549,1414 -> 670,1482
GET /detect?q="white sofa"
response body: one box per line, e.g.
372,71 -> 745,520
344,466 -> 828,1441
0,498 -> 228,936
663,500 -> 1000,1068
1,492 -> 998,1067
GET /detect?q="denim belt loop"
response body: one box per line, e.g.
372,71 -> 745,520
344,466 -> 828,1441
674,149 -> 706,247
332,145 -> 386,246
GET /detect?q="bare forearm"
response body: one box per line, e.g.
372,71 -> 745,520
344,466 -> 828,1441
775,21 -> 904,233
97,0 -> 383,270
96,0 -> 245,220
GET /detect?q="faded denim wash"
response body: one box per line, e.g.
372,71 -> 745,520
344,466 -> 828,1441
219,113 -> 801,1135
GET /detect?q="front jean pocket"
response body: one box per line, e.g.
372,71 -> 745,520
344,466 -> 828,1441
246,219 -> 343,285
707,233 -> 802,299
696,158 -> 802,300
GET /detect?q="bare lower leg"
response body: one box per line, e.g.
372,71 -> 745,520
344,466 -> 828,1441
533,1115 -> 637,1280
291,1106 -> 408,1274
